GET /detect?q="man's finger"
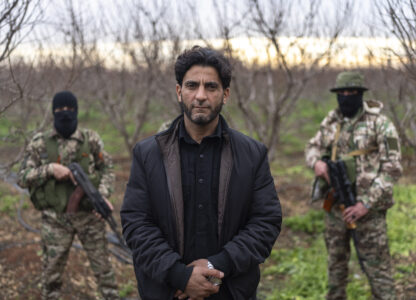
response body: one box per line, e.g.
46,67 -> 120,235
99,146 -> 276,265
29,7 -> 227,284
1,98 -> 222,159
343,206 -> 354,216
203,268 -> 224,279
178,293 -> 188,300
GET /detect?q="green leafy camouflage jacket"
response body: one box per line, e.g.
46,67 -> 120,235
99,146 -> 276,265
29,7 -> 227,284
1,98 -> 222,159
305,100 -> 402,210
18,128 -> 114,199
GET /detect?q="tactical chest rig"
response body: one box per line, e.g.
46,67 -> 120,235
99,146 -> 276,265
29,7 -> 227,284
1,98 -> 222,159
312,118 -> 378,208
30,130 -> 101,213
322,122 -> 378,211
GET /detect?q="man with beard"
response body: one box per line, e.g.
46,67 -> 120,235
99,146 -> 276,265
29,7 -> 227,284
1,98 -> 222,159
18,91 -> 120,300
305,71 -> 402,300
121,46 -> 282,300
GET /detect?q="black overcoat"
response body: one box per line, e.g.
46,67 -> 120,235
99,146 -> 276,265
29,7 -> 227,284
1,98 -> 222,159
121,115 -> 282,300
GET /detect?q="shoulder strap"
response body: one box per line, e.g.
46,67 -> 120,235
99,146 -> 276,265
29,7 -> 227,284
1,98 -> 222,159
346,147 -> 378,157
332,113 -> 378,160
76,130 -> 92,171
45,135 -> 60,163
77,130 -> 90,156
331,123 -> 341,161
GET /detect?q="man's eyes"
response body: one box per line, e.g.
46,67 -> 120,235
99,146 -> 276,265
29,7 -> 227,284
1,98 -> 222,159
184,82 -> 219,90
185,82 -> 198,89
206,83 -> 219,90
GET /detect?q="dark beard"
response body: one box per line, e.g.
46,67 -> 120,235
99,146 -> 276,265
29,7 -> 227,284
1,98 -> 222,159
180,97 -> 224,125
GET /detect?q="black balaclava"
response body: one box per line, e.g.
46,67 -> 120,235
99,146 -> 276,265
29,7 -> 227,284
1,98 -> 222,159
337,91 -> 363,118
52,91 -> 78,139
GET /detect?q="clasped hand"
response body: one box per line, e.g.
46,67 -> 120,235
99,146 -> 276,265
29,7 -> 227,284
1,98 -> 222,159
175,259 -> 224,300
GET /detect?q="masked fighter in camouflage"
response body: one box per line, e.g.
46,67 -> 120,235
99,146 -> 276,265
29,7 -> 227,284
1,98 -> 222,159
18,91 -> 120,300
305,72 -> 402,300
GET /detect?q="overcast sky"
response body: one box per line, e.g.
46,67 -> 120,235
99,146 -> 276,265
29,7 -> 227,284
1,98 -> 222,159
33,0 -> 391,41
13,0 -> 399,68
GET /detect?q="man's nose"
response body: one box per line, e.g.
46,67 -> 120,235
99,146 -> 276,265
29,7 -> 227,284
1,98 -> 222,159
195,85 -> 207,100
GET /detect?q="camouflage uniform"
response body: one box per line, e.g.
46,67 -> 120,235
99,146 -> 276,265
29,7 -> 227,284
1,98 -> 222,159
305,100 -> 402,300
18,128 -> 120,300
158,120 -> 172,132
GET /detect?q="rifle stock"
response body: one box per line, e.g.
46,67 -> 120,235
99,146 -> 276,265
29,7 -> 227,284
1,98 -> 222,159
66,185 -> 85,214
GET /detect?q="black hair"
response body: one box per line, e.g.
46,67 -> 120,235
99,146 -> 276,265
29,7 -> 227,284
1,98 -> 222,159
175,46 -> 232,89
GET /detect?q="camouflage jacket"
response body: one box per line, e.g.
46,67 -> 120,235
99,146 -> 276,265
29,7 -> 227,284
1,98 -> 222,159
18,128 -> 114,198
305,100 -> 402,210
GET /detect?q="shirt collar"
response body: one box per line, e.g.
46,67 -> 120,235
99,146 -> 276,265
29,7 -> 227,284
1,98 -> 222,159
179,118 -> 222,144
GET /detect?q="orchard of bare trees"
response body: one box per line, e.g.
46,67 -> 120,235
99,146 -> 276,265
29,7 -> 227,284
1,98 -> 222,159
1,0 -> 415,171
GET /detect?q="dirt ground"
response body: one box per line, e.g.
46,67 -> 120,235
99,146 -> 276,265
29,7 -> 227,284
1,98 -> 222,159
0,156 -> 415,299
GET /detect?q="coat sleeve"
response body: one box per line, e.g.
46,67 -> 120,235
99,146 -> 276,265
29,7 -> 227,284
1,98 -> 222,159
222,146 -> 282,275
120,143 -> 183,284
305,112 -> 336,169
357,116 -> 402,210
305,129 -> 326,169
17,134 -> 54,189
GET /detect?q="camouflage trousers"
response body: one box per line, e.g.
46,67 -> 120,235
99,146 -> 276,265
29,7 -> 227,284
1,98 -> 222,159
324,206 -> 395,300
40,209 -> 120,300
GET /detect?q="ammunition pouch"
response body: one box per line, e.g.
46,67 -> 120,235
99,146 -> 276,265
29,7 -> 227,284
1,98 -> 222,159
339,155 -> 356,187
29,129 -> 102,213
29,173 -> 100,213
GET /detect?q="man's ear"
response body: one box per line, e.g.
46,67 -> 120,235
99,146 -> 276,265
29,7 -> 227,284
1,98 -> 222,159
176,84 -> 182,102
223,87 -> 230,105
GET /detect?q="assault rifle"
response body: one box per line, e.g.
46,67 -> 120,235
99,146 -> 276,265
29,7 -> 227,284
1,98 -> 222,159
322,157 -> 368,276
68,162 -> 131,255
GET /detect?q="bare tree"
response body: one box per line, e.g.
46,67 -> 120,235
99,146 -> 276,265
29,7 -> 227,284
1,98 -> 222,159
0,0 -> 39,62
57,0 -> 185,156
0,49 -> 63,172
0,0 -> 42,115
185,0 -> 352,159
224,0 -> 351,160
375,0 -> 416,152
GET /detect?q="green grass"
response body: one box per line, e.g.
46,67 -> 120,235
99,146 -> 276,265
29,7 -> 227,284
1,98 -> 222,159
284,209 -> 325,234
118,280 -> 136,298
262,184 -> 416,299
388,185 -> 416,256
278,97 -> 337,155
0,182 -> 28,215
0,117 -> 13,136
78,99 -> 166,156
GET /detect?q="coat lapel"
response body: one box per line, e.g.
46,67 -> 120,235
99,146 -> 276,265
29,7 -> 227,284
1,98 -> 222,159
217,130 -> 233,240
156,121 -> 185,256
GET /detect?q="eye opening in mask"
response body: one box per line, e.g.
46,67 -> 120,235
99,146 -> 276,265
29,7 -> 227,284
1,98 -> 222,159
54,106 -> 75,113
335,89 -> 359,96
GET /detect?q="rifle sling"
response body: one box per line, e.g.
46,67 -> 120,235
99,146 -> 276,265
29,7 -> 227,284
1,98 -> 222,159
345,147 -> 378,156
331,123 -> 341,161
331,123 -> 378,160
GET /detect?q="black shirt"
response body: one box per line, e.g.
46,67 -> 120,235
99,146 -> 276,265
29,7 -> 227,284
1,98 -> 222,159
179,119 -> 222,264
167,120 -> 233,298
